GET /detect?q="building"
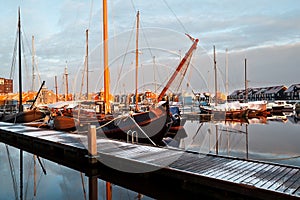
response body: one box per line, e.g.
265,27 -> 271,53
228,85 -> 289,102
0,78 -> 13,94
284,84 -> 300,100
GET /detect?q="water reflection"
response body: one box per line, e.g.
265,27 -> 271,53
173,113 -> 300,167
0,144 -> 153,200
1,113 -> 300,199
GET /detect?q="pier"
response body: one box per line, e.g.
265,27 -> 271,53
0,122 -> 300,199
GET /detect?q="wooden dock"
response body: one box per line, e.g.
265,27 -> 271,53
0,122 -> 300,199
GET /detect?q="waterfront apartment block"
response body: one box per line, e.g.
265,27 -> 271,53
0,78 -> 13,94
228,83 -> 300,102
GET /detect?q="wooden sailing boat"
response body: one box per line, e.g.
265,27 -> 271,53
88,7 -> 171,145
77,5 -> 198,146
51,62 -> 80,130
199,46 -> 249,119
1,8 -> 46,124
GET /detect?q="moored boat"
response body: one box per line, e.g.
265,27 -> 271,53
199,102 -> 249,120
267,100 -> 294,114
1,108 -> 46,123
169,105 -> 186,133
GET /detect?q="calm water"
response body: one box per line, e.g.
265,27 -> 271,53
1,113 -> 299,199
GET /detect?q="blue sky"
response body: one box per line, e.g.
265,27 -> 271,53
1,0 -> 300,95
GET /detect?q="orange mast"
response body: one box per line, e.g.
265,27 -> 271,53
157,35 -> 199,101
103,0 -> 111,113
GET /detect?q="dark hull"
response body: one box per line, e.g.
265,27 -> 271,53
1,109 -> 46,123
270,105 -> 284,114
56,103 -> 172,145
270,106 -> 294,114
95,105 -> 172,145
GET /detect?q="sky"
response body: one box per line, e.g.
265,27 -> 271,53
0,0 -> 300,96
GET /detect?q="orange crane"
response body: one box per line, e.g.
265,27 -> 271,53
157,34 -> 199,101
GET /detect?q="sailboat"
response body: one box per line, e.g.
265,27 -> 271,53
199,46 -> 249,119
85,7 -> 172,145
51,3 -> 198,146
1,8 -> 46,124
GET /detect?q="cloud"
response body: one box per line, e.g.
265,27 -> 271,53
1,0 -> 300,93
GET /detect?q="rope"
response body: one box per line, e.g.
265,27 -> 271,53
79,113 -> 157,146
162,0 -> 189,33
126,115 -> 157,146
9,30 -> 18,79
88,0 -> 94,29
114,18 -> 136,93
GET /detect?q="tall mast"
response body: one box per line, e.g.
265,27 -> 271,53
103,0 -> 110,113
244,58 -> 248,102
86,29 -> 89,100
18,8 -> 24,200
153,56 -> 157,93
135,11 -> 140,111
225,48 -> 228,97
64,62 -> 69,101
18,7 -> 23,112
55,76 -> 58,102
214,45 -> 217,106
31,36 -> 36,92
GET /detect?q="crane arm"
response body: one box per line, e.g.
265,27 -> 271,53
157,35 -> 199,101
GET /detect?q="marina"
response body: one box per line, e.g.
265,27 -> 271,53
1,1 -> 300,199
1,113 -> 300,199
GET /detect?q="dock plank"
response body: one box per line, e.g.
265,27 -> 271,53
255,167 -> 287,188
233,163 -> 267,183
203,160 -> 246,177
219,162 -> 259,181
270,168 -> 298,192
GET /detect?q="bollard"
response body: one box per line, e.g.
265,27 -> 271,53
88,125 -> 97,164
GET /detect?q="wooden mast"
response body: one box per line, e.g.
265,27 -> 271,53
244,58 -> 248,103
86,29 -> 89,100
18,7 -> 23,112
225,48 -> 228,97
214,45 -> 217,106
31,35 -> 36,92
103,0 -> 111,113
55,76 -> 58,102
102,0 -> 112,196
135,11 -> 140,111
64,62 -> 69,101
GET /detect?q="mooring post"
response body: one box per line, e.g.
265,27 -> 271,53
88,125 -> 97,164
89,176 -> 98,200
87,125 -> 98,199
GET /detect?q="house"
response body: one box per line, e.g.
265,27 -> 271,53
284,84 -> 300,100
0,77 -> 13,94
228,85 -> 287,101
227,90 -> 243,101
264,85 -> 287,101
